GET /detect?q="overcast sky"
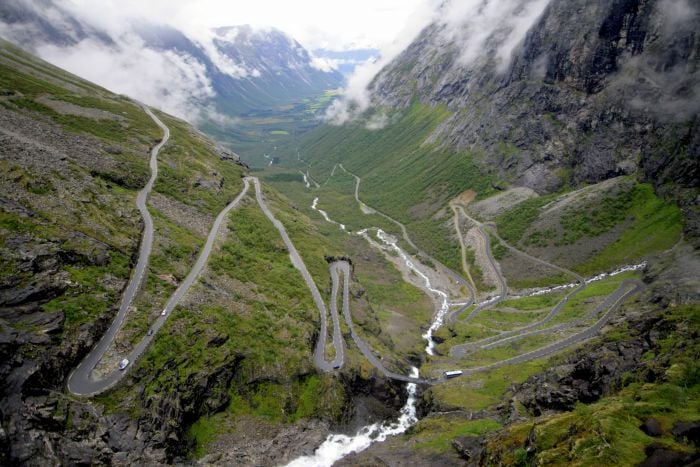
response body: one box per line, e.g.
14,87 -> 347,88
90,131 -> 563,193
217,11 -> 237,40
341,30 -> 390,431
67,0 -> 431,50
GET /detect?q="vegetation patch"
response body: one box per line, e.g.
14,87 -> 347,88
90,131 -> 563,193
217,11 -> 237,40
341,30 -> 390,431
425,359 -> 550,411
42,250 -> 131,327
576,184 -> 682,274
292,103 -> 497,272
486,304 -> 700,466
549,270 -> 639,325
410,416 -> 502,454
153,112 -> 245,216
495,194 -> 558,245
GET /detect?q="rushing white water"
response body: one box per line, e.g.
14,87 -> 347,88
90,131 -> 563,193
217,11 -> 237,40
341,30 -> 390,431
474,295 -> 501,307
509,262 -> 648,300
585,261 -> 646,283
311,197 -> 346,231
285,367 -> 420,467
374,230 -> 450,356
300,171 -> 311,188
357,227 -> 454,355
297,192 -> 454,466
297,187 -> 648,466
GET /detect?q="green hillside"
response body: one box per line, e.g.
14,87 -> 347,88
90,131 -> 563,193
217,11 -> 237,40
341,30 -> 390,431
0,39 -> 436,464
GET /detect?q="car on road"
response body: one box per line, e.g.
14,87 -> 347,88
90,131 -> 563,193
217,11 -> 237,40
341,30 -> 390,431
118,358 -> 129,370
161,309 -> 167,316
333,364 -> 341,369
147,329 -> 153,336
444,370 -> 463,378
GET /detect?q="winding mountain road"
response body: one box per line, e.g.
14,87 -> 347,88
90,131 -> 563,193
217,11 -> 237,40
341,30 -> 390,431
479,278 -> 642,351
445,205 -> 640,365
331,261 -> 428,384
449,224 -> 508,324
447,205 -> 585,356
459,279 -> 644,376
69,115 -> 646,396
337,164 -> 476,305
68,109 -> 249,396
249,177 -> 344,372
67,107 -> 168,396
304,167 -> 642,381
450,205 -> 477,290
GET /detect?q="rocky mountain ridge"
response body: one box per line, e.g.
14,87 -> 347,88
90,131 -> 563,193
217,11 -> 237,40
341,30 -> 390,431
0,0 -> 344,117
368,0 -> 699,241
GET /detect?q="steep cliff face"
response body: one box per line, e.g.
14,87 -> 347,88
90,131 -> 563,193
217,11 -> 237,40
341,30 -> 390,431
370,0 -> 699,237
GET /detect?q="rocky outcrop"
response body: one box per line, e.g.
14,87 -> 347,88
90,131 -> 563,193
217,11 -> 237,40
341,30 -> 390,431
196,418 -> 329,466
453,435 -> 486,463
638,444 -> 699,467
338,371 -> 409,430
0,229 -> 158,464
2,395 -> 165,465
218,146 -> 250,170
441,305 -> 696,466
506,313 -> 670,417
134,354 -> 246,458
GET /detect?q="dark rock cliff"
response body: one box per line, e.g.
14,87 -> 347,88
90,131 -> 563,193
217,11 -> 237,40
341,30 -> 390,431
370,0 -> 699,241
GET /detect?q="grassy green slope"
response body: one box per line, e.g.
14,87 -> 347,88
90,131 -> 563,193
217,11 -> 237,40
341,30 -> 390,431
108,112 -> 249,351
268,90 -> 690,465
0,40 -> 159,338
283,103 -> 498,271
484,304 -> 700,466
494,180 -> 683,274
0,39 -> 353,462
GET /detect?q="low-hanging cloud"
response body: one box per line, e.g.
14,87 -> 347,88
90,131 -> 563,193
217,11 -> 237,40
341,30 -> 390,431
323,57 -> 387,125
324,0 -> 439,125
622,0 -> 700,122
0,0 -> 241,127
309,56 -> 336,73
660,0 -> 696,29
324,0 -> 552,125
364,112 -> 389,130
36,36 -> 219,123
189,26 -> 261,79
438,0 -> 552,71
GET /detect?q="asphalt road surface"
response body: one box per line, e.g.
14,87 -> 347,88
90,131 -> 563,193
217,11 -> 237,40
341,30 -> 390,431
460,279 -> 644,376
68,110 -> 249,396
67,107 -> 169,396
332,261 -> 430,384
302,164 -> 641,383
68,124 -> 646,394
249,177 -> 344,372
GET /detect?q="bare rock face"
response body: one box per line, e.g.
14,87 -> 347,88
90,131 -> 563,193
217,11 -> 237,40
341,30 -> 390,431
640,418 -> 663,437
638,443 -> 699,467
507,317 -> 658,416
195,419 -> 330,466
453,436 -> 486,463
370,0 -> 699,241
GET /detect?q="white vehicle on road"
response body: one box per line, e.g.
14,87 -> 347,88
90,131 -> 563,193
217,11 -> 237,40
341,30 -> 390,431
444,370 -> 463,378
161,309 -> 167,316
118,358 -> 129,370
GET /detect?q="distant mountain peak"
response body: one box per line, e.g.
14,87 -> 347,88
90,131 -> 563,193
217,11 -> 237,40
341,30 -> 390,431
0,4 -> 344,119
